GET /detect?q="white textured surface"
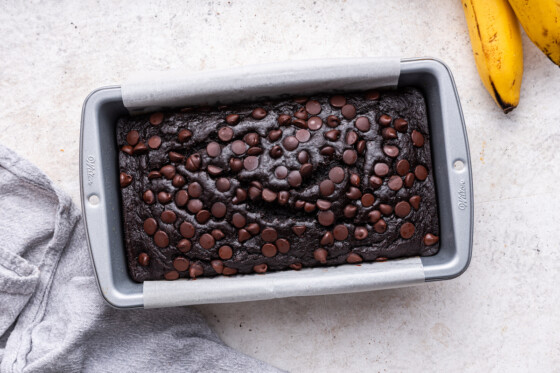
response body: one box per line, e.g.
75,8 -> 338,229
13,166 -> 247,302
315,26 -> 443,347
1,1 -> 559,372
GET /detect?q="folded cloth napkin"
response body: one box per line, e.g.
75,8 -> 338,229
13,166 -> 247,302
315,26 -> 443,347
0,144 -> 282,373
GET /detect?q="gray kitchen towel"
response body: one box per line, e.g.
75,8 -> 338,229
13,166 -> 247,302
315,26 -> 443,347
0,144 -> 283,373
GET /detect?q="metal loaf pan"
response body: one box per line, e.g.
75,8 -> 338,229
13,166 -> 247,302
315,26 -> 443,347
80,58 -> 473,309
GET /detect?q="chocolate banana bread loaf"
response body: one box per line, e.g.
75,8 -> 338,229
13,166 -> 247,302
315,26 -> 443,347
117,88 -> 440,282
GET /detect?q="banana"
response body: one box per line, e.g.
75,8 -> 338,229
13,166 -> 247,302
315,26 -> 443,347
507,0 -> 560,66
462,0 -> 523,113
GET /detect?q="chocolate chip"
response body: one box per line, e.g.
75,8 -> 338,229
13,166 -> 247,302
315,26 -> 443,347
319,180 -> 335,196
361,193 -> 375,207
164,271 -> 179,280
296,129 -> 311,143
305,100 -> 322,115
379,204 -> 393,215
169,152 -> 185,163
328,167 -> 344,184
321,231 -> 334,245
288,171 -> 302,187
268,129 -> 283,142
292,225 -> 306,236
185,154 -> 202,171
143,218 -> 157,235
395,200 -> 412,218
292,118 -> 307,129
295,107 -> 308,120
355,117 -> 371,132
307,116 -> 323,130
350,173 -> 360,187
278,114 -> 292,126
317,211 -> 335,226
273,165 -> 288,179
238,229 -> 251,242
276,239 -> 290,254
244,133 -> 260,147
415,165 -> 428,181
138,253 -> 150,266
126,130 -> 139,146
409,195 -> 421,210
154,230 -> 169,247
297,150 -> 310,164
246,223 -> 260,235
243,156 -> 259,171
148,171 -> 161,179
253,263 -> 268,274
343,150 -> 358,165
189,263 -> 204,278
388,175 -> 403,191
226,114 -> 240,125
383,145 -> 399,158
374,219 -> 387,233
121,145 -> 133,155
206,142 -> 221,158
217,127 -> 234,142
218,245 -> 233,260
120,172 -> 132,188
283,136 -> 299,151
396,159 -> 410,176
346,186 -> 362,200
177,239 -> 192,252
320,146 -> 335,156
261,243 -> 277,258
211,202 -> 227,218
211,260 -> 224,274
158,191 -> 172,204
381,127 -> 397,140
178,129 -> 192,142
278,191 -> 290,205
304,202 -> 316,213
143,190 -> 155,204
344,205 -> 357,218
246,147 -> 263,156
231,140 -> 247,155
149,112 -> 164,125
161,210 -> 177,224
294,96 -> 308,104
378,114 -> 392,126
329,95 -> 346,108
400,222 -> 415,239
216,178 -> 231,192
294,200 -> 305,209
327,115 -> 341,128
424,233 -> 439,246
314,248 -> 328,264
356,140 -> 366,154
324,130 -> 341,141
199,233 -> 215,249
374,163 -> 390,177
369,175 -> 383,189
368,210 -> 381,223
365,90 -> 380,100
405,172 -> 415,188
346,130 -> 359,145
262,188 -> 278,202
333,225 -> 349,240
232,213 -> 246,228
173,257 -> 190,271
222,267 -> 238,276
300,163 -> 313,177
180,222 -> 195,238
411,130 -> 425,147
186,182 -> 202,198
159,165 -> 175,180
196,210 -> 211,223
233,188 -> 247,205
249,186 -> 262,200
252,108 -> 267,119
133,142 -> 148,154
341,104 -> 356,120
394,118 -> 408,133
269,145 -> 283,158
261,228 -> 278,242
187,199 -> 203,213
317,199 -> 332,210
172,174 -> 186,188
346,253 -> 363,263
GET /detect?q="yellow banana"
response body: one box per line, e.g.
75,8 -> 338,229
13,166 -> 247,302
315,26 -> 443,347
507,0 -> 560,66
462,0 -> 523,113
